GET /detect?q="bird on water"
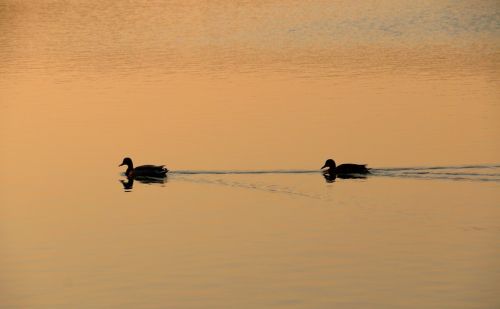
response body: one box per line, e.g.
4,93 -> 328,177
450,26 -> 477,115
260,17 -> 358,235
119,157 -> 168,178
321,159 -> 370,175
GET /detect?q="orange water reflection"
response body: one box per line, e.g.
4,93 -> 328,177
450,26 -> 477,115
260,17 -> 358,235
1,1 -> 499,308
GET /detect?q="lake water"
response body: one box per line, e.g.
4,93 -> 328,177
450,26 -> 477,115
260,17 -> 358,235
1,1 -> 499,308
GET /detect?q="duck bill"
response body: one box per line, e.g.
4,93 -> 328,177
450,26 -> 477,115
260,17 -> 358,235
119,163 -> 124,167
321,164 -> 327,169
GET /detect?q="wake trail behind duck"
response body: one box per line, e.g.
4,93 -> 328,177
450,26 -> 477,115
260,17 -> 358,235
172,170 -> 318,175
171,164 -> 500,182
371,164 -> 500,182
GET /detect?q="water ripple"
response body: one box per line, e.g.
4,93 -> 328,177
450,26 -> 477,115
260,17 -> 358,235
171,164 -> 500,182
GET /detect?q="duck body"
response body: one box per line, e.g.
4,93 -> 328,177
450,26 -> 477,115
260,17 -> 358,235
335,163 -> 369,174
321,159 -> 369,175
120,157 -> 168,178
130,165 -> 168,178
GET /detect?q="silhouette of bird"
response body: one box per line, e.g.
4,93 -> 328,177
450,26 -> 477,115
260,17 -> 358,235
321,159 -> 369,175
322,172 -> 337,183
119,157 -> 168,178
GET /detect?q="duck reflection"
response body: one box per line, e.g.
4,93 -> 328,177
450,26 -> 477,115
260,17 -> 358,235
120,176 -> 167,191
120,178 -> 135,191
322,172 -> 337,183
322,171 -> 368,183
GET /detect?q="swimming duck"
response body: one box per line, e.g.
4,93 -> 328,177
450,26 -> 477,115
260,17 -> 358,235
321,159 -> 369,175
119,157 -> 168,178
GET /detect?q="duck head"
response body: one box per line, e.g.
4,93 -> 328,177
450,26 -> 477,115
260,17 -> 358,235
119,157 -> 133,168
321,159 -> 336,170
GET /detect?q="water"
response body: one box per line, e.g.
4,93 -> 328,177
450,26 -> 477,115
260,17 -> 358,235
1,1 -> 500,308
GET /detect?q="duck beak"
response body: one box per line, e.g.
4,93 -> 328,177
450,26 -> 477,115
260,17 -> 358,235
321,164 -> 327,169
119,163 -> 124,167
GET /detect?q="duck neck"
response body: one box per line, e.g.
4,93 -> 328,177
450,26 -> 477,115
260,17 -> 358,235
125,163 -> 134,177
329,162 -> 337,173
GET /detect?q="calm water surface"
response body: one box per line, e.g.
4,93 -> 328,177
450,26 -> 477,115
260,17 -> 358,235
1,1 -> 499,308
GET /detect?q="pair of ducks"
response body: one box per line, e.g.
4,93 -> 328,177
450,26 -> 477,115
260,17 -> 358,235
119,157 -> 369,178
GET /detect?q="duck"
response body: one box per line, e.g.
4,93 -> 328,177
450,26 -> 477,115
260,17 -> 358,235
119,157 -> 168,178
321,158 -> 370,175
